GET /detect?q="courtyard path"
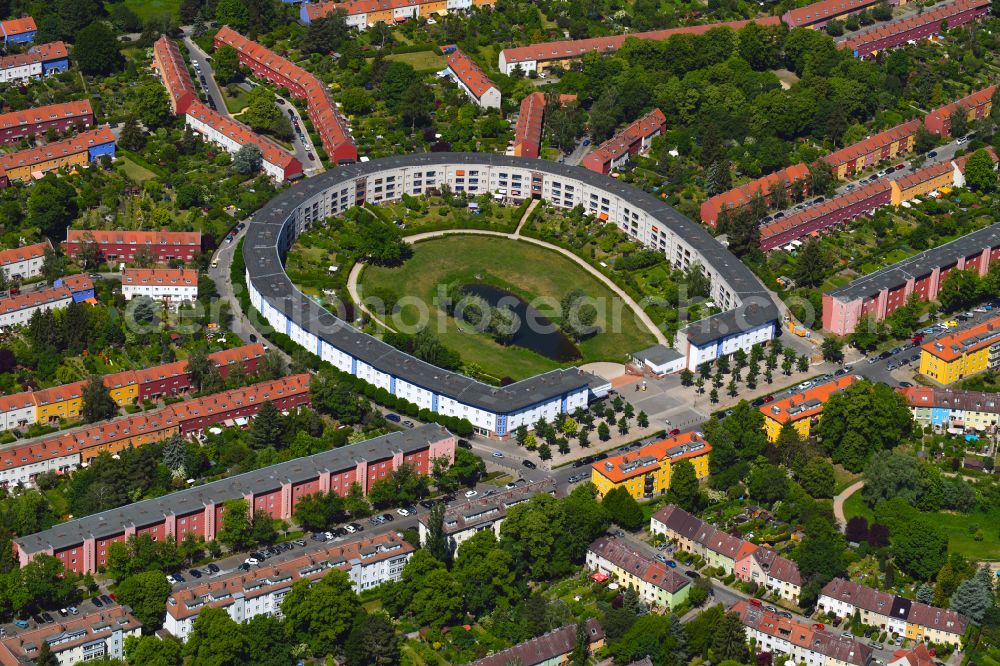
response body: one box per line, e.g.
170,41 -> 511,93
347,227 -> 668,345
833,480 -> 865,531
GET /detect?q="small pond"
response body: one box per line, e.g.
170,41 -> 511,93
464,283 -> 581,362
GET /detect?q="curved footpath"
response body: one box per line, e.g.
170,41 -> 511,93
347,227 -> 669,346
833,480 -> 865,531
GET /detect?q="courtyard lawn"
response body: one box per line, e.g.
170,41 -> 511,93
118,156 -> 157,184
843,491 -> 1000,560
385,50 -> 447,72
121,0 -> 181,21
360,235 -> 656,380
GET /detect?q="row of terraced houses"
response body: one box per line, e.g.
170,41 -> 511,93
13,424 -> 455,574
151,36 -> 303,182
0,126 -> 115,188
651,505 -> 803,603
213,26 -> 358,163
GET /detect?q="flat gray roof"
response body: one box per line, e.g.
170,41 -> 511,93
828,222 -> 1000,302
245,153 -> 777,408
15,425 -> 450,554
634,344 -> 683,365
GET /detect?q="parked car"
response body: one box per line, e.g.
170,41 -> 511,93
397,507 -> 412,516
457,439 -> 472,449
189,569 -> 202,579
166,574 -> 178,584
684,570 -> 700,579
91,597 -> 104,608
206,564 -> 220,574
385,413 -> 401,422
465,489 -> 478,498
492,451 -> 504,458
522,459 -> 537,469
293,539 -> 307,547
402,420 -> 415,428
344,524 -> 357,533
381,513 -> 395,522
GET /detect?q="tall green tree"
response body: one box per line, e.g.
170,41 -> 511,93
248,400 -> 284,449
282,569 -> 361,656
213,45 -> 242,84
131,80 -> 173,130
424,502 -> 451,564
816,381 -> 913,471
601,487 -> 644,530
116,571 -> 172,630
793,239 -> 829,288
453,530 -> 518,615
665,458 -> 702,511
28,175 -> 78,239
125,634 -> 183,666
244,615 -> 293,666
82,374 -> 118,423
185,607 -> 250,666
217,499 -> 252,551
712,611 -> 750,662
963,149 -> 998,192
73,21 -> 123,75
344,612 -> 400,666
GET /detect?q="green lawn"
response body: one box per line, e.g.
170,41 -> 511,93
222,86 -> 253,114
843,491 -> 1000,560
119,156 -> 157,183
384,50 -> 446,71
360,235 -> 655,380
120,0 -> 181,21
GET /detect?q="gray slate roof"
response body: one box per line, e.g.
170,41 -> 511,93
245,153 -> 778,412
828,222 -> 1000,302
16,425 -> 449,554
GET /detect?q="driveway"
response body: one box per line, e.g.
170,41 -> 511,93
833,480 -> 865,530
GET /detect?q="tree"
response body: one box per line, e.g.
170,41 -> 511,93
816,381 -> 913,472
215,0 -> 250,30
794,517 -> 847,588
748,463 -> 788,505
824,18 -> 845,36
117,571 -> 172,629
28,175 -> 78,239
424,502 -> 451,564
250,509 -> 277,545
713,611 -> 750,662
845,516 -> 869,543
125,634 -> 183,666
950,573 -> 994,622
243,87 -> 282,133
82,374 -> 117,423
35,642 -> 57,666
213,45 -> 241,84
794,452 -> 832,497
861,451 -> 925,507
822,336 -> 845,364
301,12 -> 349,54
217,499 -> 252,551
74,21 -> 123,75
345,612 -> 400,666
244,615 -> 293,666
602,487 -> 643,530
131,80 -> 172,130
949,106 -> 969,138
665,459 -> 702,511
964,148 -> 998,192
234,143 -> 263,175
598,421 -> 611,441
453,530 -> 517,615
185,607 -> 249,666
937,268 -> 981,312
882,503 -> 947,580
637,411 -> 649,428
247,400 -> 284,449
793,239 -> 828,288
293,491 -> 344,531
282,568 -> 360,656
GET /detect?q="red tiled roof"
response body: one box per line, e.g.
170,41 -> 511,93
445,46 -> 498,100
66,229 -> 202,247
31,380 -> 86,407
783,0 -> 880,27
0,100 -> 92,134
821,119 -> 920,169
185,101 -> 300,174
122,267 -> 198,288
500,17 -> 781,65
30,41 -> 69,61
304,0 -> 427,20
0,16 -> 37,36
0,605 -> 141,664
891,644 -> 936,666
591,431 -> 710,483
0,240 -> 51,268
168,374 -> 311,423
0,284 -> 72,316
922,313 -> 1000,362
761,375 -> 858,424
513,92 -> 545,159
759,180 -> 890,248
925,85 -> 997,131
0,50 -> 41,70
843,0 -> 989,53
700,162 -> 810,225
0,126 -> 115,172
167,533 -> 413,620
59,274 -> 94,294
213,26 -> 357,163
153,36 -> 197,114
583,108 -> 666,171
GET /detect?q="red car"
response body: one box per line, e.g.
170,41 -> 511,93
669,428 -> 681,436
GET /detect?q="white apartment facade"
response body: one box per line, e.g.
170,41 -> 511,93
0,240 -> 51,281
184,106 -> 297,182
164,535 -> 412,640
0,606 -> 141,665
0,56 -> 41,84
0,285 -> 73,328
121,268 -> 199,309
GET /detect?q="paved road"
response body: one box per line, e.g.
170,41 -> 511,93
182,36 -> 227,115
273,91 -> 324,175
346,228 -> 669,346
565,136 -> 591,166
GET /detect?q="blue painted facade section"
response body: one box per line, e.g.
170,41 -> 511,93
431,394 -> 438,411
497,415 -> 507,436
299,4 -> 312,23
41,58 -> 69,75
351,358 -> 357,374
71,287 -> 95,302
560,395 -> 568,413
931,407 -> 951,426
286,319 -> 291,336
88,141 -> 116,162
2,30 -> 35,45
389,377 -> 396,394
316,338 -> 322,356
